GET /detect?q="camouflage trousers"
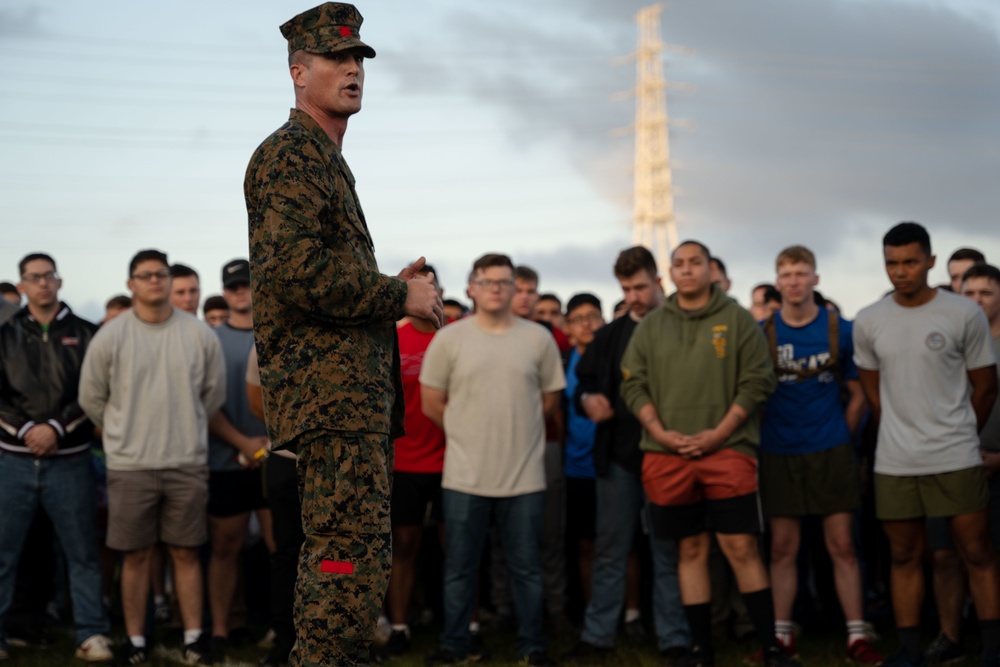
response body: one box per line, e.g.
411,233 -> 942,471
292,431 -> 392,667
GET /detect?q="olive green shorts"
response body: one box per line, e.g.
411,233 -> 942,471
759,442 -> 861,518
874,466 -> 989,521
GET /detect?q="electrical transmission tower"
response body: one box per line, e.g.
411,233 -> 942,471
626,4 -> 688,272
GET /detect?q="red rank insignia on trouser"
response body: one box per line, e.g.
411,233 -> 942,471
321,560 -> 354,574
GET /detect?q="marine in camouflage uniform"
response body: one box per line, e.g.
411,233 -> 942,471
244,4 -> 443,665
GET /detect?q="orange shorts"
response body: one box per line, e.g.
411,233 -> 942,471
643,448 -> 758,506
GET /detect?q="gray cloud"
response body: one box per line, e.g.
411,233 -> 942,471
381,0 -> 1000,271
0,5 -> 44,38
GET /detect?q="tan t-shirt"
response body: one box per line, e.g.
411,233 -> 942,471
420,317 -> 565,497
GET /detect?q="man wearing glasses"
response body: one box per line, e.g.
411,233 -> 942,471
420,253 -> 565,666
0,254 -> 112,663
80,249 -> 226,665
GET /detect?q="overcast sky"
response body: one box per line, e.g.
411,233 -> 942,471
1,0 -> 998,322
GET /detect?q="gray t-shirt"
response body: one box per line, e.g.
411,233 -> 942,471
79,308 -> 226,471
854,290 -> 997,475
208,323 -> 268,471
420,317 -> 566,497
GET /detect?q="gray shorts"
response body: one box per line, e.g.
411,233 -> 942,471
106,466 -> 209,551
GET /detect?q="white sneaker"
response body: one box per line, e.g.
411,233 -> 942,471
75,634 -> 113,662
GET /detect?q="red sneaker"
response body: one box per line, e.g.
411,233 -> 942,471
847,638 -> 885,665
745,636 -> 798,664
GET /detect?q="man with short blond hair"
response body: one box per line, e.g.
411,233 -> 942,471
758,245 -> 880,663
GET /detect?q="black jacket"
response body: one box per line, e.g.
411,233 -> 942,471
0,304 -> 97,455
573,314 -> 644,476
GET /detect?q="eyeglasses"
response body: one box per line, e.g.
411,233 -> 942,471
21,271 -> 60,284
567,313 -> 603,325
131,269 -> 171,282
473,279 -> 515,290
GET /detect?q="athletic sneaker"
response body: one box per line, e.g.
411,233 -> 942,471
763,645 -> 802,667
113,642 -> 148,666
425,649 -> 467,665
924,634 -> 965,665
469,631 -> 491,661
561,640 -> 614,664
183,634 -> 219,665
519,650 -> 557,666
676,646 -> 714,667
847,637 -> 886,665
624,617 -> 647,640
382,629 -> 411,657
662,646 -> 691,667
76,634 -> 114,662
748,636 -> 798,663
881,649 -> 927,666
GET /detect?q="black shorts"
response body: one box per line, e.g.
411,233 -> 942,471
391,471 -> 442,527
647,493 -> 763,540
566,476 -> 597,542
208,469 -> 266,518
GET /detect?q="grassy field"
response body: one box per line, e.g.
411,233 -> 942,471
1,620 -> 989,667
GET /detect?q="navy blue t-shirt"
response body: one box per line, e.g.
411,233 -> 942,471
760,307 -> 858,455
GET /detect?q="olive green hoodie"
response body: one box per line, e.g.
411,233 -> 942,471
620,286 -> 776,457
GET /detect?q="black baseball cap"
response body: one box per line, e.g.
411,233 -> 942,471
222,259 -> 250,288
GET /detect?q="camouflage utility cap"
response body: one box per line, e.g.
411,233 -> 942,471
281,2 -> 376,59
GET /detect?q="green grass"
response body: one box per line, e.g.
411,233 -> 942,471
2,621 -> 988,667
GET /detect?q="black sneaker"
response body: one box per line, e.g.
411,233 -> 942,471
114,642 -> 148,666
520,650 -> 556,666
425,648 -> 466,665
662,645 -> 691,667
259,641 -> 294,666
676,646 -> 713,667
183,634 -> 219,665
924,634 -> 965,666
561,641 -> 613,663
383,629 -> 411,657
763,645 -> 802,667
624,618 -> 647,640
469,631 -> 492,661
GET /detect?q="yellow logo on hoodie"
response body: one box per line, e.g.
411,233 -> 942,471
712,325 -> 728,359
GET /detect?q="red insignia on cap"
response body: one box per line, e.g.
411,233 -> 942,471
339,26 -> 352,37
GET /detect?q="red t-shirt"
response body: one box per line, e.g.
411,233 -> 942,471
394,321 -> 446,473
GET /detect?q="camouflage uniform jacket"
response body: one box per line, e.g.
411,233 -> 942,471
245,108 -> 407,449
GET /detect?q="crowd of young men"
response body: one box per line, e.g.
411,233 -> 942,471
1,219 -> 999,667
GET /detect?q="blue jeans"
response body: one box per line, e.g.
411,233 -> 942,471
0,452 -> 109,645
581,461 -> 689,650
441,489 -> 546,656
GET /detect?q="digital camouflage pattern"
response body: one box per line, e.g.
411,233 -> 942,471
245,108 -> 408,450
280,2 -> 376,59
293,431 -> 392,666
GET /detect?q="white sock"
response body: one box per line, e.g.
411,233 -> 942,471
775,620 -> 795,646
468,621 -> 480,634
624,608 -> 641,623
183,629 -> 202,645
391,624 -> 410,636
846,620 -> 867,645
129,636 -> 146,649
